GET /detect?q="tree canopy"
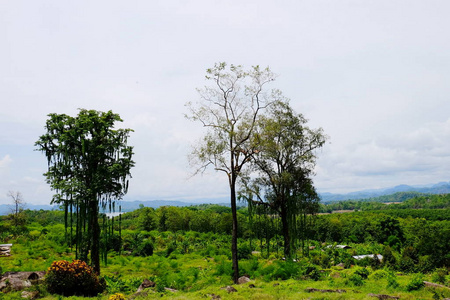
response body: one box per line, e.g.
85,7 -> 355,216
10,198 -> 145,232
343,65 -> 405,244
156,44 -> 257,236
241,100 -> 326,258
35,109 -> 134,274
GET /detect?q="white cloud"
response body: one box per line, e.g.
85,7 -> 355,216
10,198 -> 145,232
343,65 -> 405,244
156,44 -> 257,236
2,0 -> 450,203
315,118 -> 450,193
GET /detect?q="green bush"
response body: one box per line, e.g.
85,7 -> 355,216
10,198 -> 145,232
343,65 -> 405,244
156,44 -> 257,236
347,273 -> 365,286
240,258 -> 260,277
353,266 -> 369,279
304,265 -> 321,281
134,240 -> 154,257
214,256 -> 233,276
104,275 -> 142,293
368,269 -> 388,280
431,267 -> 448,285
261,261 -> 300,281
386,271 -> 399,289
237,243 -> 252,260
45,260 -> 105,296
406,273 -> 425,291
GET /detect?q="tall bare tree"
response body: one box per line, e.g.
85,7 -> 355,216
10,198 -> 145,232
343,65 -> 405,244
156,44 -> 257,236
186,62 -> 279,283
7,190 -> 26,227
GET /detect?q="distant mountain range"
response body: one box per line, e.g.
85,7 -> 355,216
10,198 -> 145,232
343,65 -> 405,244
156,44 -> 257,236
1,181 -> 450,215
319,181 -> 450,202
0,199 -> 226,216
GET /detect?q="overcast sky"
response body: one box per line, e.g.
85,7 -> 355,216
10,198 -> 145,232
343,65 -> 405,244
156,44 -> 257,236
2,0 -> 450,205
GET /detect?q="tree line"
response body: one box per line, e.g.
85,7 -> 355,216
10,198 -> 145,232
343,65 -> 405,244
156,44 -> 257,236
320,192 -> 450,213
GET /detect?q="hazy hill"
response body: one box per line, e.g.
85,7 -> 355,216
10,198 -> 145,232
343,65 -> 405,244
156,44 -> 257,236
319,181 -> 450,202
1,181 -> 449,215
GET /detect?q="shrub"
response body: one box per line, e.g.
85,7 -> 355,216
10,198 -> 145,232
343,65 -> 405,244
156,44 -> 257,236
104,275 -> 142,293
406,273 -> 425,291
304,265 -> 321,281
261,261 -> 300,281
431,268 -> 448,285
134,240 -> 154,257
382,246 -> 397,269
237,243 -> 252,260
108,293 -> 125,300
214,257 -> 233,277
369,269 -> 388,280
45,260 -> 105,296
386,271 -> 399,289
353,267 -> 369,279
347,273 -> 364,286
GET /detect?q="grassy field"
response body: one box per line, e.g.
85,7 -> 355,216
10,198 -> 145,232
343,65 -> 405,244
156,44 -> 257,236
1,235 -> 449,300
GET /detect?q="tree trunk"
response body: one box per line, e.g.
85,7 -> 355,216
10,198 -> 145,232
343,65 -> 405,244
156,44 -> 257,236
230,176 -> 240,284
280,205 -> 291,258
90,198 -> 101,275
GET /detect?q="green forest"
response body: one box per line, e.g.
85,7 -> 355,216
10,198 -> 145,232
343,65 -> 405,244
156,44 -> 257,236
0,193 -> 449,299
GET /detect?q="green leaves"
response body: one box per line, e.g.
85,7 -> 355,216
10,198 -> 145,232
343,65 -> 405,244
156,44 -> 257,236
35,109 -> 134,274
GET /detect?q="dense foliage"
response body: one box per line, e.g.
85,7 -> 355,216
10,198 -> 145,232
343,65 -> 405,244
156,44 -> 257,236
0,194 -> 449,299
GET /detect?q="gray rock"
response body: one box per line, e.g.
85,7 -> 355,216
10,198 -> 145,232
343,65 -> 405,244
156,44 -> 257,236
238,276 -> 250,284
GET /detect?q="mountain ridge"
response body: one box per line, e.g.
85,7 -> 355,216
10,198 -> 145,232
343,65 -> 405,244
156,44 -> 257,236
319,181 -> 450,202
1,181 -> 449,215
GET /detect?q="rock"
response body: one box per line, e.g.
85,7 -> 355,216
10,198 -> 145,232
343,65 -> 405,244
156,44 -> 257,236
0,272 -> 45,292
164,287 -> 177,292
136,279 -> 156,292
423,281 -> 450,290
238,276 -> 250,284
221,286 -> 237,293
208,293 -> 221,299
0,278 -> 32,291
306,287 -> 346,293
330,271 -> 341,278
248,284 -> 256,288
368,293 -> 400,299
2,272 -> 45,281
273,283 -> 280,287
21,291 -> 39,299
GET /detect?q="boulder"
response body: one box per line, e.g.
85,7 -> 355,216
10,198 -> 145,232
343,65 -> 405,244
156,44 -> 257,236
368,293 -> 400,299
0,278 -> 32,292
306,287 -> 346,293
21,291 -> 39,299
136,279 -> 156,292
221,286 -> 237,293
237,276 -> 250,284
0,272 -> 45,292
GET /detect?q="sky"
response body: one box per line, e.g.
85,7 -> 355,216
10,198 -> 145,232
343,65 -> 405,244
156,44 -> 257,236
1,0 -> 450,205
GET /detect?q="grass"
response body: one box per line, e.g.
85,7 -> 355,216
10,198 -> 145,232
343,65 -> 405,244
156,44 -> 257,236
1,237 -> 449,300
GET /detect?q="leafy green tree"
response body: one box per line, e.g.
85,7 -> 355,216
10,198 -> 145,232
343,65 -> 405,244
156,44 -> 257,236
35,109 -> 134,274
186,62 -> 278,283
241,100 -> 326,258
138,207 -> 157,231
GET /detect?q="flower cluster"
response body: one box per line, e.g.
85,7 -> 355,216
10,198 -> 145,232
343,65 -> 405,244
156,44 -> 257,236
108,293 -> 126,300
46,260 -> 104,296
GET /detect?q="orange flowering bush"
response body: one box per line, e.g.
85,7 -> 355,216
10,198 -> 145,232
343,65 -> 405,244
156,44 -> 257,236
45,260 -> 105,296
108,293 -> 126,300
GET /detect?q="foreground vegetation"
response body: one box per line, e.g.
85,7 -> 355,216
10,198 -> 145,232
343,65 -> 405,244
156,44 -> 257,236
0,195 -> 449,299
